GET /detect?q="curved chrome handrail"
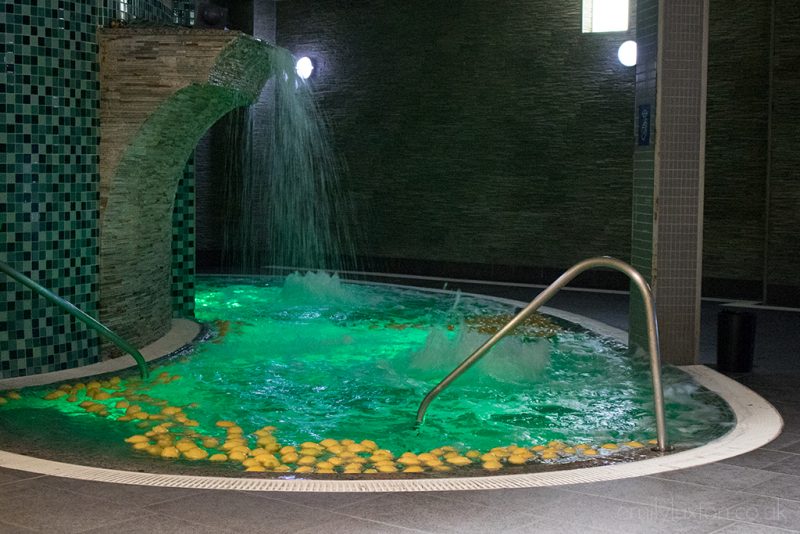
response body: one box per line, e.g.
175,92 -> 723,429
415,256 -> 669,452
0,261 -> 149,380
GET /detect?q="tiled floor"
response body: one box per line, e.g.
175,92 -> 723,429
0,282 -> 798,533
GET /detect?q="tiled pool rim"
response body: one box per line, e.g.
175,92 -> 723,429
0,283 -> 783,492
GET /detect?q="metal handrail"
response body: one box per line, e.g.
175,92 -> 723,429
0,261 -> 149,380
415,256 -> 669,452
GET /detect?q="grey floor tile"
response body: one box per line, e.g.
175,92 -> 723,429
762,431 -> 800,452
562,476 -> 752,515
77,513 -> 235,534
251,490 -> 385,511
721,496 -> 800,531
431,487 -> 576,515
746,473 -> 800,502
293,515 -> 428,533
145,489 -> 336,534
779,411 -> 800,434
653,463 -> 779,491
779,440 -> 800,454
0,468 -> 44,486
720,449 -> 795,470
761,453 -> 800,476
0,520 -> 40,533
335,492 -> 546,533
0,479 -> 150,533
713,522 -> 800,533
39,476 -> 203,508
499,516 -> 612,534
508,490 -> 735,534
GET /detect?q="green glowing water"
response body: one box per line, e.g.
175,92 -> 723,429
0,273 -> 734,469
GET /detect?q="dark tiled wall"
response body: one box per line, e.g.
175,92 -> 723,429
704,0 -> 800,303
704,0 -> 770,284
274,0 -> 636,274
0,0 -> 181,378
766,0 -> 800,292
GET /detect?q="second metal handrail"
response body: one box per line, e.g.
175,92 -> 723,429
415,256 -> 669,452
1,261 -> 149,380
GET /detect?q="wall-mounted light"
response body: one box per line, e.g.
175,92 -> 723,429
295,56 -> 314,80
617,40 -> 637,67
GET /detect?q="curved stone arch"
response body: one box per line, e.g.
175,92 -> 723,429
98,30 -> 274,354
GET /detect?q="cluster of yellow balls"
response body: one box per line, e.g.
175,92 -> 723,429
32,371 -> 652,476
123,423 -> 650,474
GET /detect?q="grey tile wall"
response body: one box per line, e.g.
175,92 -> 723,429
652,0 -> 708,364
631,0 -> 708,364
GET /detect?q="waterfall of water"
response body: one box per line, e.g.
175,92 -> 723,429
219,47 -> 359,274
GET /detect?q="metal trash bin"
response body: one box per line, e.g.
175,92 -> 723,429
717,309 -> 756,373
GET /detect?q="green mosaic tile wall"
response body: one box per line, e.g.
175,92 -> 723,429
0,0 -> 185,378
172,154 -> 195,318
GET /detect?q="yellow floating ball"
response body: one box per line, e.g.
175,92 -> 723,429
125,434 -> 150,444
507,454 -> 529,465
202,437 -> 220,449
176,441 -> 197,453
215,420 -> 237,428
625,441 -> 645,448
360,440 -> 378,451
466,450 -> 481,459
582,448 -> 598,456
446,456 -> 472,466
44,390 -> 68,400
228,451 -> 248,462
296,455 -> 317,466
209,453 -> 228,462
131,442 -> 150,451
376,464 -> 397,473
245,465 -> 266,472
281,452 -> 299,464
183,448 -> 209,461
601,443 -> 618,450
298,448 -> 323,457
294,466 -> 314,474
319,438 -> 338,448
160,446 -> 180,459
483,460 -> 503,471
403,465 -> 425,473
